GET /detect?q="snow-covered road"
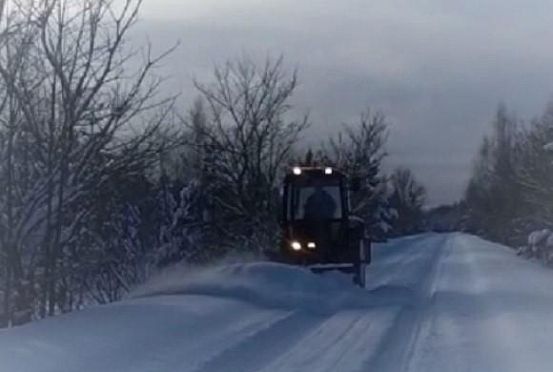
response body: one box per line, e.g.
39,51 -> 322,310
3,233 -> 553,372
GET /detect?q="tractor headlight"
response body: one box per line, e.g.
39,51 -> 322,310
307,242 -> 316,249
324,167 -> 333,175
290,241 -> 302,251
293,167 -> 302,175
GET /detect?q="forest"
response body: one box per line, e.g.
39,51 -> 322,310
462,103 -> 553,263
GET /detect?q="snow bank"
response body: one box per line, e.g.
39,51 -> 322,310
130,262 -> 371,314
520,229 -> 553,263
528,229 -> 551,247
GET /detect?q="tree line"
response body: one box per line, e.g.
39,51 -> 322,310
463,102 -> 553,261
0,0 -> 426,327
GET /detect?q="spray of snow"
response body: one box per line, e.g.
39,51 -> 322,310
129,259 -> 371,314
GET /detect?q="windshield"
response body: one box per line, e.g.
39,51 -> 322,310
288,185 -> 342,220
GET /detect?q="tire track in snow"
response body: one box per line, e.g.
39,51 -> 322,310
255,310 -> 398,372
105,296 -> 291,372
409,235 -> 553,372
366,234 -> 451,372
192,311 -> 331,372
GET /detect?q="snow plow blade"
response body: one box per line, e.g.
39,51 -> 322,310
309,262 -> 367,288
309,263 -> 355,273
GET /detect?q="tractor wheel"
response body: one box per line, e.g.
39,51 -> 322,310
353,238 -> 370,288
365,240 -> 372,264
354,262 -> 367,288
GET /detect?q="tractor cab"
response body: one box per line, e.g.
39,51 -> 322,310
278,166 -> 370,287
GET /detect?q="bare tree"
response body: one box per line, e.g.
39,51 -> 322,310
464,105 -> 527,245
321,109 -> 391,239
0,0 -> 175,325
388,167 -> 426,235
192,56 -> 309,251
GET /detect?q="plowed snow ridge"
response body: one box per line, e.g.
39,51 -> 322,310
3,233 -> 553,372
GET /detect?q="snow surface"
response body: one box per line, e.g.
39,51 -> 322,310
3,233 -> 553,371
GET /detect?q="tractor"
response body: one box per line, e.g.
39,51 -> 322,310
276,166 -> 371,287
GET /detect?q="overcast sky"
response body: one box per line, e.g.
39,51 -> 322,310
136,0 -> 553,206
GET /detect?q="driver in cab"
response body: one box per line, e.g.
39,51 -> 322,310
303,185 -> 337,220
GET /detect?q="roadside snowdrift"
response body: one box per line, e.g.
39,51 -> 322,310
0,260 -> 378,372
131,262 -> 371,313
